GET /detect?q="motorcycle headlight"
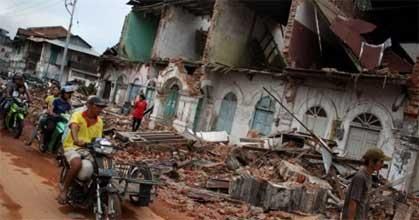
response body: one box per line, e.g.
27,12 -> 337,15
94,145 -> 114,155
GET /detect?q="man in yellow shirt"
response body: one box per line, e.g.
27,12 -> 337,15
57,96 -> 107,204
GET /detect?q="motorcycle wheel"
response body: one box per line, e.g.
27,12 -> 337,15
105,193 -> 122,220
12,118 -> 23,139
128,164 -> 153,206
38,132 -> 47,153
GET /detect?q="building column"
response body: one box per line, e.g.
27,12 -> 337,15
149,92 -> 167,129
172,92 -> 200,132
388,128 -> 419,192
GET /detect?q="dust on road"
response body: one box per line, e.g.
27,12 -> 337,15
0,124 -> 164,220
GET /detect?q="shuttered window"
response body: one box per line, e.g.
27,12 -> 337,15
303,106 -> 328,137
345,113 -> 382,159
251,96 -> 275,136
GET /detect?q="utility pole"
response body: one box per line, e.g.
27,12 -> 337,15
59,0 -> 78,84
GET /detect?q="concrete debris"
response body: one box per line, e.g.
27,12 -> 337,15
195,131 -> 229,143
229,174 -> 328,213
392,202 -> 414,220
278,160 -> 332,190
115,131 -> 189,145
22,86 -> 419,220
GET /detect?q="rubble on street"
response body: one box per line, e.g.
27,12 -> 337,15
23,86 -> 419,220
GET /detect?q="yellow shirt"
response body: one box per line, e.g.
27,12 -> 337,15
45,95 -> 55,108
63,111 -> 103,152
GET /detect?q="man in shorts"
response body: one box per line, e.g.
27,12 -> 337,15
56,95 -> 107,204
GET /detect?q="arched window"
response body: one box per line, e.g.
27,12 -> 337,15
128,78 -> 142,102
303,106 -> 328,137
352,113 -> 382,129
215,92 -> 237,134
145,81 -> 156,103
251,96 -> 275,135
346,113 -> 382,159
163,84 -> 180,120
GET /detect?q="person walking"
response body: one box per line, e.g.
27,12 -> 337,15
341,147 -> 391,220
132,94 -> 147,132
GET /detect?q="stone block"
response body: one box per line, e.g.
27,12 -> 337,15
261,181 -> 303,211
277,160 -> 332,190
298,185 -> 328,213
230,174 -> 329,213
229,174 -> 268,206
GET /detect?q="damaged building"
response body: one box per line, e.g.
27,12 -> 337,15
9,26 -> 100,84
98,0 -> 419,193
0,28 -> 12,73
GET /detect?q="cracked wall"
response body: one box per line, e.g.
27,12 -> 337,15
119,11 -> 159,62
152,6 -> 211,61
204,0 -> 255,67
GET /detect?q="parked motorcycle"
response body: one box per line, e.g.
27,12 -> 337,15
39,113 -> 70,153
4,97 -> 29,138
57,138 -> 122,220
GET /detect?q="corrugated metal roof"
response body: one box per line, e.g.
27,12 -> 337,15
27,37 -> 99,57
17,26 -> 68,39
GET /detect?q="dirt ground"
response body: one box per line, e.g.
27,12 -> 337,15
0,122 -> 191,220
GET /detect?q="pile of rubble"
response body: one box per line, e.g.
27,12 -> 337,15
25,86 -> 418,219
26,87 -> 49,123
111,130 -> 419,220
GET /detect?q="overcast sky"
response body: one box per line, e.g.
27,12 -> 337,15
0,0 -> 131,53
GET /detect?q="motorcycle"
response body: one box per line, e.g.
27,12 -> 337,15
4,97 -> 29,138
39,113 -> 70,153
37,104 -> 84,153
57,138 -> 122,220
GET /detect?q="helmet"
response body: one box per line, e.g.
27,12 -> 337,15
77,159 -> 94,181
61,84 -> 77,94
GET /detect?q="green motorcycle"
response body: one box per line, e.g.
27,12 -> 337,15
39,113 -> 70,153
4,97 -> 29,138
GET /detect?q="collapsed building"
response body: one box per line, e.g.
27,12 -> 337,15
97,0 -> 419,194
0,28 -> 13,73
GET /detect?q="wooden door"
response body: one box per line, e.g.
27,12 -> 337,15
215,93 -> 237,134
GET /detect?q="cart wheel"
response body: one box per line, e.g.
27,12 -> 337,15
129,165 -> 153,206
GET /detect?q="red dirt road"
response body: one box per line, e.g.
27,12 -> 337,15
0,124 -> 169,220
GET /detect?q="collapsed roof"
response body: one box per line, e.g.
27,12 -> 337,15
310,0 -> 418,73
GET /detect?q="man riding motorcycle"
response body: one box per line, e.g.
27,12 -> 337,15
42,85 -> 76,151
57,95 -> 107,204
26,84 -> 60,145
0,73 -> 32,117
